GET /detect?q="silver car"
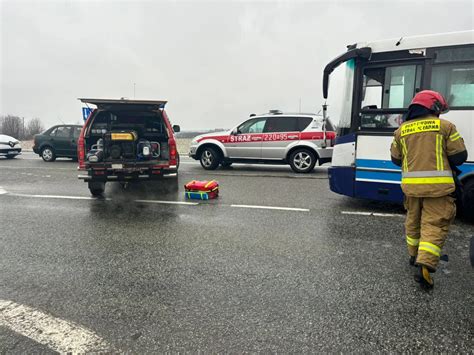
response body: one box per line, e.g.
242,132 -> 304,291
0,134 -> 22,159
189,110 -> 336,173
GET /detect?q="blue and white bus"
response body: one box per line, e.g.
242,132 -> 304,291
323,30 -> 474,214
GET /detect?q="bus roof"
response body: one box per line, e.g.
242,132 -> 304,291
353,30 -> 473,53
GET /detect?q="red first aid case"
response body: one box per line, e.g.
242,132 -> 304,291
184,180 -> 219,199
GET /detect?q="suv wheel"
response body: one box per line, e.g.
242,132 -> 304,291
88,181 -> 105,196
200,147 -> 220,170
289,148 -> 316,173
41,147 -> 56,162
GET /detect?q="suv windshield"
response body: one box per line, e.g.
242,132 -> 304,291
238,118 -> 266,134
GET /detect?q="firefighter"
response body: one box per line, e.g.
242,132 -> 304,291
390,90 -> 467,289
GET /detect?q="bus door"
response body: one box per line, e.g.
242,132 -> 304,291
354,62 -> 425,201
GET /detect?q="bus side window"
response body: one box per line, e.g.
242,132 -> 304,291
431,46 -> 474,108
361,65 -> 422,109
361,68 -> 384,109
432,63 -> 474,108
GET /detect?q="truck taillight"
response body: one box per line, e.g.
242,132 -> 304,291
78,134 -> 85,170
77,109 -> 94,170
169,138 -> 177,164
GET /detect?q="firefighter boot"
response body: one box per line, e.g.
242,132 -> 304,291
409,256 -> 416,266
414,265 -> 434,290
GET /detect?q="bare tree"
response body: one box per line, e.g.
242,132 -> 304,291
1,115 -> 22,139
26,117 -> 44,139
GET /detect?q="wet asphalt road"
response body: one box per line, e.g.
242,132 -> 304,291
1,152 -> 473,353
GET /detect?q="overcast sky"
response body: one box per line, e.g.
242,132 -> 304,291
1,0 -> 473,130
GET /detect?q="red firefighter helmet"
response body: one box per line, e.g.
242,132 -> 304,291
409,90 -> 449,114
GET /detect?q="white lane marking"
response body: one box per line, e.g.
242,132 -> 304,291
231,204 -> 310,212
135,199 -> 199,206
2,193 -> 310,212
0,299 -> 110,353
11,193 -> 96,200
0,186 -> 7,195
7,194 -> 196,205
341,211 -> 404,218
0,165 -> 73,171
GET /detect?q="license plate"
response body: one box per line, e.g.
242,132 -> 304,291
111,164 -> 123,169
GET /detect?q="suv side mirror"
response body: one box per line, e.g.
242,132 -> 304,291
173,125 -> 180,133
231,128 -> 238,135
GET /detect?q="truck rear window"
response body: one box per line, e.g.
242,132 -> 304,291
88,111 -> 167,136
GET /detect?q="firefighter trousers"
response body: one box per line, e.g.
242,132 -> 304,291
404,195 -> 456,270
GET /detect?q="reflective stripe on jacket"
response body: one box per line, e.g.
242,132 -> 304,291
390,117 -> 467,198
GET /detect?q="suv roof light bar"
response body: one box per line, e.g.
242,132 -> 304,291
268,109 -> 283,114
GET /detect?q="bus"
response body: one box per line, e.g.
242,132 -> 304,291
322,30 -> 474,217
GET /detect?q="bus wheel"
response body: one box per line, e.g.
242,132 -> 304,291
461,179 -> 474,222
289,148 -> 316,173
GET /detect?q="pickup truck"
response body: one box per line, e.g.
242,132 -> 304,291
77,98 -> 180,196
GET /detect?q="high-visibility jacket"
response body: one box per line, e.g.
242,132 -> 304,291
390,116 -> 467,197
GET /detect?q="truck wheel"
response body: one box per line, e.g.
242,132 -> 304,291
199,147 -> 220,170
461,179 -> 474,222
41,147 -> 56,162
88,181 -> 105,196
470,236 -> 474,268
289,148 -> 317,173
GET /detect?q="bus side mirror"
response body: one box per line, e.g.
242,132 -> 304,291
173,125 -> 180,133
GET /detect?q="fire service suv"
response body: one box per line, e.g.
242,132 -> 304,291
77,98 -> 180,196
189,110 -> 336,173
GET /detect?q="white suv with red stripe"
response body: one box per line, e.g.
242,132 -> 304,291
189,111 -> 336,173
